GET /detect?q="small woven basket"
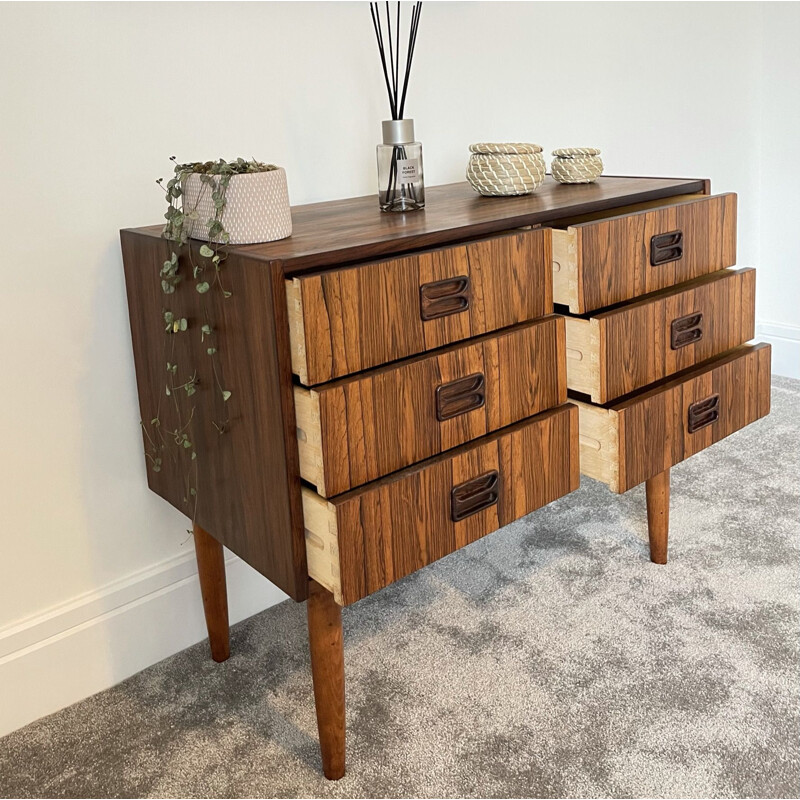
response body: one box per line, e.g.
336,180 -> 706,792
467,143 -> 546,196
551,148 -> 603,184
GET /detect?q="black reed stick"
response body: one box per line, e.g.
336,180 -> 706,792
370,3 -> 396,119
370,1 -> 422,121
398,3 -> 421,119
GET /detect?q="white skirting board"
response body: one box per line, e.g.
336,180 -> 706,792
756,321 -> 800,380
0,551 -> 287,738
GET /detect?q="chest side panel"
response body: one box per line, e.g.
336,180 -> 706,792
121,232 -> 307,600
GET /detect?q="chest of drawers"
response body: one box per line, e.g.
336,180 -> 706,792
121,175 -> 770,779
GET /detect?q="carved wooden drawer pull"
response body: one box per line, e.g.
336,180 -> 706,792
651,230 -> 684,266
435,373 -> 486,421
687,393 -> 720,433
419,276 -> 470,321
451,470 -> 500,522
671,311 -> 704,349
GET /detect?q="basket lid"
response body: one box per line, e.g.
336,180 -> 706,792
469,142 -> 543,155
552,147 -> 601,158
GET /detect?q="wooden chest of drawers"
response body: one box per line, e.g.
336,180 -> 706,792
120,175 -> 769,780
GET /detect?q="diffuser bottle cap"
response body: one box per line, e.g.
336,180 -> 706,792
382,119 -> 416,145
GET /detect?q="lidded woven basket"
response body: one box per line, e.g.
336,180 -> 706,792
551,148 -> 603,184
467,142 -> 546,196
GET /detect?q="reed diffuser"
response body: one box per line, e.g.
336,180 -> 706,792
370,1 -> 425,212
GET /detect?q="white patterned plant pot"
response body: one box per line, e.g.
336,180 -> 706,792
183,168 -> 292,245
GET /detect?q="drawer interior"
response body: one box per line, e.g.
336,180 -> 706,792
285,278 -> 310,384
573,399 -> 619,490
302,488 -> 343,603
563,315 -> 600,399
295,387 -> 326,494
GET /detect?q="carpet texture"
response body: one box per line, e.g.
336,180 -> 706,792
1,377 -> 798,799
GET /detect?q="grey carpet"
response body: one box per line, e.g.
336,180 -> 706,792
2,376 -> 798,799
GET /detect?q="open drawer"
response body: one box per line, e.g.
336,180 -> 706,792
575,343 -> 771,493
552,192 -> 737,314
286,228 -> 552,385
564,268 -> 756,403
295,316 -> 566,496
303,404 -> 579,605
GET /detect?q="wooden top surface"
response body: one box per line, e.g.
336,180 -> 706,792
124,175 -> 706,275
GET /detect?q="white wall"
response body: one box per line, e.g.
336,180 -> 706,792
758,2 -> 800,377
0,2 -> 795,737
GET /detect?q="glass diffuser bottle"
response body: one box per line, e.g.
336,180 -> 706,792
377,119 -> 425,212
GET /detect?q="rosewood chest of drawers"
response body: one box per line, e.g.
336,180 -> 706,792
121,175 -> 770,780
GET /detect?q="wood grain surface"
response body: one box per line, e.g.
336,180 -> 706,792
120,232 -> 308,600
307,580 -> 346,780
566,267 -> 756,403
317,404 -> 579,605
570,193 -> 737,312
287,228 -> 553,385
573,344 -> 771,493
615,343 -> 771,491
296,316 -> 566,496
645,469 -> 670,564
124,177 -> 707,275
192,523 -> 230,662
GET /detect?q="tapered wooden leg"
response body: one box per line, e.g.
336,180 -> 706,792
646,468 -> 670,565
193,523 -> 230,662
307,580 -> 345,780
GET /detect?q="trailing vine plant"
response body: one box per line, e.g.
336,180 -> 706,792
141,157 -> 278,532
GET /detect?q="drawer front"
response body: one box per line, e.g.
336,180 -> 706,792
303,404 -> 579,605
286,228 -> 552,385
576,344 -> 771,493
552,193 -> 737,313
295,316 -> 566,496
565,268 -> 756,403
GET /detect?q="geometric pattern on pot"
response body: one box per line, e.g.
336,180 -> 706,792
183,167 -> 292,244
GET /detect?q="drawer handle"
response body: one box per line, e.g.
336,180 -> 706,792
436,373 -> 486,421
419,276 -> 470,321
687,393 -> 720,434
671,311 -> 703,349
651,230 -> 684,266
451,470 -> 500,522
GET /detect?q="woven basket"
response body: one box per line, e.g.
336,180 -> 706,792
467,143 -> 546,196
551,148 -> 603,184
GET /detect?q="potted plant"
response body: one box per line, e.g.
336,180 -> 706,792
166,158 -> 292,245
143,157 -> 290,531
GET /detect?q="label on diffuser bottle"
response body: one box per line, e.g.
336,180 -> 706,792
396,158 -> 419,183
